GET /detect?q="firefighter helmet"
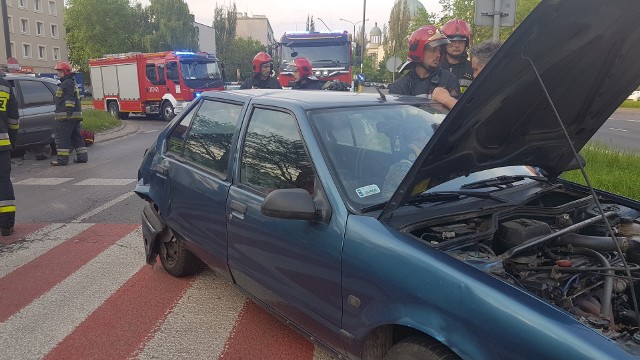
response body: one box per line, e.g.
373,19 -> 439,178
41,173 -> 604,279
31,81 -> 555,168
54,62 -> 74,76
252,52 -> 273,73
407,25 -> 450,63
292,57 -> 313,78
441,18 -> 472,46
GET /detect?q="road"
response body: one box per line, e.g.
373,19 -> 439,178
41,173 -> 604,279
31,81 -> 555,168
2,118 -> 334,360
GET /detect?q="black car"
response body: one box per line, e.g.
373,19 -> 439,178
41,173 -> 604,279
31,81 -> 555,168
5,74 -> 58,158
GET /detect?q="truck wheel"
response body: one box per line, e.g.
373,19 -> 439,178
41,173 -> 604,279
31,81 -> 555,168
119,112 -> 130,120
161,102 -> 175,122
108,101 -> 120,118
384,336 -> 460,360
158,229 -> 202,277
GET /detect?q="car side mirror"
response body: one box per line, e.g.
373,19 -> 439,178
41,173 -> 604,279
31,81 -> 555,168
565,153 -> 586,171
261,188 -> 317,221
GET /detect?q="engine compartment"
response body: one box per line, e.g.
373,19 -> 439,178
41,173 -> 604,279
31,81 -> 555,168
406,188 -> 640,349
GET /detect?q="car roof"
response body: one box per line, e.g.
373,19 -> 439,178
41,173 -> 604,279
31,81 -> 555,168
3,74 -> 59,84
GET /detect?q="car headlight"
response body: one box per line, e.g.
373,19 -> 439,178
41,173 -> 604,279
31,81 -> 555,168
322,70 -> 329,77
315,70 -> 322,77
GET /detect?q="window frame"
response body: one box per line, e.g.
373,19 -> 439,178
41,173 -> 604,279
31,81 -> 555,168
18,0 -> 26,9
48,0 -> 56,15
37,45 -> 46,60
51,46 -> 60,61
7,16 -> 13,33
50,23 -> 58,38
36,21 -> 44,37
19,18 -> 30,35
33,0 -> 42,12
22,42 -> 32,59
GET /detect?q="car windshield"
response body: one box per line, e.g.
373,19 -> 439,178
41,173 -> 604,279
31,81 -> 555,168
308,104 -> 537,211
281,44 -> 349,69
180,61 -> 221,80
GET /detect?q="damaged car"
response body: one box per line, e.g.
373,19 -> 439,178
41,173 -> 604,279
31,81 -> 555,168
135,0 -> 640,358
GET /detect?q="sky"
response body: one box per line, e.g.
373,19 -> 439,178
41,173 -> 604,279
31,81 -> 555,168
160,0 -> 443,39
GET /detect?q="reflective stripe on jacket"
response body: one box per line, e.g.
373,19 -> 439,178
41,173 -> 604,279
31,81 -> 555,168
54,75 -> 83,121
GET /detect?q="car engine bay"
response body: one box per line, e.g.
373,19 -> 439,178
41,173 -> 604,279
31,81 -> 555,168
406,187 -> 640,350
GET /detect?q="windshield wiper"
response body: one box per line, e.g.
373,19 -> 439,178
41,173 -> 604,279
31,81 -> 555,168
360,201 -> 387,213
460,175 -> 548,190
361,190 -> 506,213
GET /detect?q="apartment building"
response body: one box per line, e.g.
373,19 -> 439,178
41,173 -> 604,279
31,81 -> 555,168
1,0 -> 68,73
235,13 -> 275,51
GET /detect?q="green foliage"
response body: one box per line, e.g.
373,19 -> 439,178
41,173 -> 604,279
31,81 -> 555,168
213,2 -> 237,61
383,0 -> 411,61
223,38 -> 267,82
143,0 -> 198,52
306,15 -> 316,32
82,109 -> 121,133
620,100 -> 640,109
408,7 -> 437,34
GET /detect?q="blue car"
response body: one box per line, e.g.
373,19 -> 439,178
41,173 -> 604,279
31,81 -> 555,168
135,0 -> 640,358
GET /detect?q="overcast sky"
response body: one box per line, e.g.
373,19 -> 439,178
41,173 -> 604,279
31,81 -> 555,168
145,0 -> 443,39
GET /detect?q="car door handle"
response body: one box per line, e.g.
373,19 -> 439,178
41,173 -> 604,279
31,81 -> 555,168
230,200 -> 247,220
154,164 -> 169,176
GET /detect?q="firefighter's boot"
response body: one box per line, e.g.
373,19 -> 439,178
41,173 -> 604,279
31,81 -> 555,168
1,227 -> 14,236
74,148 -> 88,163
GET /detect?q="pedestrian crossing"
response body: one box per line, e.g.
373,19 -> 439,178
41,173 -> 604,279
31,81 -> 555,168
0,223 -> 335,360
13,178 -> 136,186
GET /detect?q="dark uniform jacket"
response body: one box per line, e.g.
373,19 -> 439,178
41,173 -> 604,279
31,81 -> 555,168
292,78 -> 323,90
0,77 -> 19,152
442,58 -> 474,93
54,74 -> 82,121
240,75 -> 282,89
388,67 -> 460,98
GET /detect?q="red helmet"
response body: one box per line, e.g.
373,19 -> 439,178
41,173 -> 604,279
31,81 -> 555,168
441,18 -> 472,45
407,25 -> 450,63
292,57 -> 313,78
54,62 -> 73,76
252,52 -> 273,73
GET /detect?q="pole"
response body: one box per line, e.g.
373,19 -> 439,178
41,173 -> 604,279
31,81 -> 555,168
1,0 -> 11,61
492,0 -> 502,41
359,0 -> 366,92
317,18 -> 331,32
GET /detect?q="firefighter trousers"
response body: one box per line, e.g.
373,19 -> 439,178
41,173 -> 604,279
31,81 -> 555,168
0,150 -> 16,229
55,119 -> 87,164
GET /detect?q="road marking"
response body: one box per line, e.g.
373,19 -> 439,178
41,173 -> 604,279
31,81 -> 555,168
14,177 -> 73,185
609,118 -> 640,123
608,127 -> 629,132
71,191 -> 135,223
73,178 -> 136,186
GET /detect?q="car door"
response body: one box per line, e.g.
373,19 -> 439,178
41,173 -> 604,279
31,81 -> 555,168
163,98 -> 244,280
226,105 -> 344,347
14,79 -> 56,147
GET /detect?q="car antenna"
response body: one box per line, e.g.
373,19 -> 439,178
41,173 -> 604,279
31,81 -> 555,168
375,86 -> 386,101
522,49 -> 640,328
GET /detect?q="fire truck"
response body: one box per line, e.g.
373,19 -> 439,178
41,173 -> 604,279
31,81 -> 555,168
277,31 -> 352,88
89,51 -> 224,121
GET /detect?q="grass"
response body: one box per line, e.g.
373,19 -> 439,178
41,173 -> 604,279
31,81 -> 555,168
619,100 -> 640,109
561,142 -> 640,200
82,109 -> 122,133
81,98 -> 93,106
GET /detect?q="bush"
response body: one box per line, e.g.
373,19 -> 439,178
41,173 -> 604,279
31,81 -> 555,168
82,109 -> 121,133
619,100 -> 640,109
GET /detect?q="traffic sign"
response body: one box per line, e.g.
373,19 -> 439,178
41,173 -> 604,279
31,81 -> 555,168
7,57 -> 19,70
386,57 -> 403,73
357,73 -> 366,82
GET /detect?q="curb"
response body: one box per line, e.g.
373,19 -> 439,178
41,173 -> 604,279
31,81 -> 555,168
95,120 -> 141,143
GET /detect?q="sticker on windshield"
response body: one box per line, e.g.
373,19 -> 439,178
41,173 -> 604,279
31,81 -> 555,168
356,184 -> 381,198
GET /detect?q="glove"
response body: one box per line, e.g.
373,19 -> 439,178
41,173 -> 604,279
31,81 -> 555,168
323,80 -> 350,91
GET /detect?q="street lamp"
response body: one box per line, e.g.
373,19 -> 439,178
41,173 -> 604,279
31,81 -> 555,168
316,18 -> 332,32
339,18 -> 368,43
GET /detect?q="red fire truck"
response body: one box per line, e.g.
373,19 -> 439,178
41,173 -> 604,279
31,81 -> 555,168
277,31 -> 352,88
89,51 -> 224,121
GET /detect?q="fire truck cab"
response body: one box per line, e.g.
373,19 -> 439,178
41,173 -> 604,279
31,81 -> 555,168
89,51 -> 224,121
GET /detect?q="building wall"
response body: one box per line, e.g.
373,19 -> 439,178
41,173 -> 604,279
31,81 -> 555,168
195,22 -> 216,54
235,15 -> 275,50
1,0 -> 68,73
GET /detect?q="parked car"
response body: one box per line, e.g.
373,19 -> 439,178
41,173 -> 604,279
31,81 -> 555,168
627,87 -> 640,101
135,1 -> 640,358
4,74 -> 58,158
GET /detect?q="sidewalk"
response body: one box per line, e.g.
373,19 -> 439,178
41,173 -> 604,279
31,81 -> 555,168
95,120 -> 140,143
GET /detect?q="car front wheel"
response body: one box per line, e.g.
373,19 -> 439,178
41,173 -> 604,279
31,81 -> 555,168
161,102 -> 175,122
384,336 -> 460,360
158,229 -> 202,277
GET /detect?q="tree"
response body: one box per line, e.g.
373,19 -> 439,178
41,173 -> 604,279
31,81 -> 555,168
65,0 -> 144,73
408,7 -> 437,34
213,2 -> 238,60
144,0 -> 198,52
222,37 -> 266,82
306,15 -> 315,32
384,0 -> 411,63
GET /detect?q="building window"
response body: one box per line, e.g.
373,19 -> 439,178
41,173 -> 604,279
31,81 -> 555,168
18,0 -> 26,9
52,47 -> 60,61
20,18 -> 29,35
7,16 -> 13,33
36,21 -> 44,36
34,0 -> 42,12
22,43 -> 32,59
6,0 -> 12,7
50,23 -> 58,38
48,0 -> 56,15
38,45 -> 46,60
10,43 -> 16,58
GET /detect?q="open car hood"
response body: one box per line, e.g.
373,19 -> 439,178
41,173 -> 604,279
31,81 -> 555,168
380,0 -> 640,222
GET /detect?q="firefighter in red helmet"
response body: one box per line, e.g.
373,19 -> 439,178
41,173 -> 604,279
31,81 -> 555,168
240,52 -> 282,89
51,61 -> 87,166
440,18 -> 474,93
289,57 -> 322,90
388,25 -> 460,98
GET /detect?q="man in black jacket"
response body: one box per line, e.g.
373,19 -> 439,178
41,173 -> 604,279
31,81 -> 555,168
52,62 -> 87,166
240,52 -> 282,89
388,25 -> 460,98
290,58 -> 322,90
440,18 -> 474,93
0,67 -> 20,236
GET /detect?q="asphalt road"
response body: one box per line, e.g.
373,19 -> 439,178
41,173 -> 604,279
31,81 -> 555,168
593,108 -> 640,151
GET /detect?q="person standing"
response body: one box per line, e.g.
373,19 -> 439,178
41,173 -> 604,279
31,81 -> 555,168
51,62 -> 87,166
0,67 -> 19,236
240,52 -> 282,89
440,18 -> 474,93
290,58 -> 322,90
388,25 -> 460,98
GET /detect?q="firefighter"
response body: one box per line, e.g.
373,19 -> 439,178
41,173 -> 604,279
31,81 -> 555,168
440,18 -> 474,93
240,52 -> 282,89
0,66 -> 19,236
388,25 -> 460,98
51,62 -> 87,166
290,58 -> 322,90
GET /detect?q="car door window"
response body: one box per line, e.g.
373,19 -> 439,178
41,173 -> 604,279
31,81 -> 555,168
166,105 -> 197,155
19,80 -> 54,107
240,108 -> 315,195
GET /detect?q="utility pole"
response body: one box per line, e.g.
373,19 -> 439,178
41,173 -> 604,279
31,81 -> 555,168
317,18 -> 331,32
1,0 -> 11,61
360,0 -> 366,78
